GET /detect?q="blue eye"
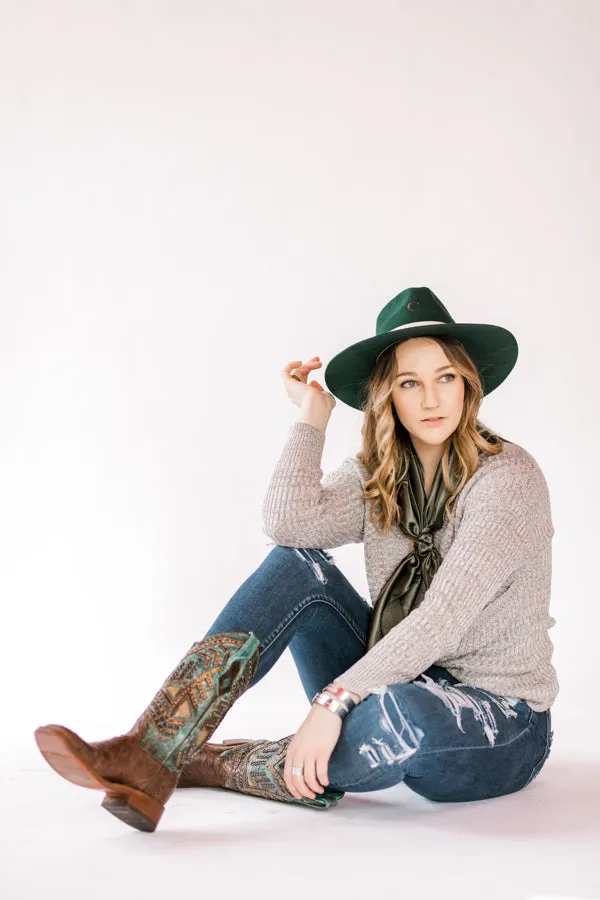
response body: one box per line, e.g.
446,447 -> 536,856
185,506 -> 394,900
400,373 -> 456,388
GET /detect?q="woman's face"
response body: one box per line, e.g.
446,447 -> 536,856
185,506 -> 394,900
390,337 -> 465,449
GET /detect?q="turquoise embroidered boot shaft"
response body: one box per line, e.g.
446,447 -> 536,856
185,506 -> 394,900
33,631 -> 260,832
177,735 -> 345,808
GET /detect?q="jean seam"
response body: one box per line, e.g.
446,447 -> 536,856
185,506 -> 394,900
260,593 -> 367,655
517,711 -> 552,790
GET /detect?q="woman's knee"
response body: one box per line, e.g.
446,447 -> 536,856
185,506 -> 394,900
267,544 -> 336,584
265,546 -> 370,623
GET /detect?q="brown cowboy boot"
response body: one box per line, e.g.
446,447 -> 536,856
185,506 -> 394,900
177,736 -> 345,809
33,631 -> 260,832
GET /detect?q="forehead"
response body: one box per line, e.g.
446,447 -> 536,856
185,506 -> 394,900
393,337 -> 450,367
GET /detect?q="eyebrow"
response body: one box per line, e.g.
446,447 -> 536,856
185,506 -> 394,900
396,365 -> 455,378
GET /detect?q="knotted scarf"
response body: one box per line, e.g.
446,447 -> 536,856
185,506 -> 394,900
366,427 -> 497,650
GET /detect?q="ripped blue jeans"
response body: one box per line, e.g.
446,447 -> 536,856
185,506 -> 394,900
203,544 -> 553,801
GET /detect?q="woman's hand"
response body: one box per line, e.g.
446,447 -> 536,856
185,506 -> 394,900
282,357 -> 336,413
283,703 -> 343,800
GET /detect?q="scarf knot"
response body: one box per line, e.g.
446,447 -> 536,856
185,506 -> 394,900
414,528 -> 434,556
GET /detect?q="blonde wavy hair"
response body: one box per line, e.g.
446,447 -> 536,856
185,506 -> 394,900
355,336 -> 505,533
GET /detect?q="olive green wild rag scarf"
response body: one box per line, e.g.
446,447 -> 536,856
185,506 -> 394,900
366,427 -> 500,650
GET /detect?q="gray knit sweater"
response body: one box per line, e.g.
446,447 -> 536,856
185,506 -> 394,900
262,421 -> 559,712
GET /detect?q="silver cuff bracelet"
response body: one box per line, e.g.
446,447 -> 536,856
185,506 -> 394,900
322,683 -> 358,711
311,690 -> 351,719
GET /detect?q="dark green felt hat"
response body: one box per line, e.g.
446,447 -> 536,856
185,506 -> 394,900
323,286 -> 518,410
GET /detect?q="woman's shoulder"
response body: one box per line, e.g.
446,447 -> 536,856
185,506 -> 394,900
462,436 -> 552,517
476,436 -> 546,481
343,454 -> 372,487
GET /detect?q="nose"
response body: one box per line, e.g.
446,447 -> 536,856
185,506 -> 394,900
421,383 -> 441,411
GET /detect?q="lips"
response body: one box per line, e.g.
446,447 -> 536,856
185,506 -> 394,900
423,417 -> 445,421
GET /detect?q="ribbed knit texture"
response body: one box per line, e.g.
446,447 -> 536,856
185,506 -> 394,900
262,421 -> 559,712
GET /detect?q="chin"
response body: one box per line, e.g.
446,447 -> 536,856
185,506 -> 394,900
422,434 -> 449,445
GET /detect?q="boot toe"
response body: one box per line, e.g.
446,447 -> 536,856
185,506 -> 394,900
34,724 -> 102,790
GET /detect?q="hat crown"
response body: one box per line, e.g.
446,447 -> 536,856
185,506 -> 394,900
376,286 -> 455,336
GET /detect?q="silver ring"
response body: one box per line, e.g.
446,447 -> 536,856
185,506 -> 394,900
291,766 -> 304,776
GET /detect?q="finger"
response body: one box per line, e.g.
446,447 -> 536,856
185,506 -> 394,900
282,361 -> 303,379
283,745 -> 304,800
316,755 -> 330,788
283,358 -> 320,373
294,761 -> 316,800
287,750 -> 315,800
293,362 -> 322,379
288,772 -> 305,800
303,756 -> 323,795
302,359 -> 322,370
283,359 -> 322,380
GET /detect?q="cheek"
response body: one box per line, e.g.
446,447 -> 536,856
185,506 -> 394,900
449,383 -> 465,413
392,392 -> 411,415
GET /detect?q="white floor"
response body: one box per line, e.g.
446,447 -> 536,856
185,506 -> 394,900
1,742 -> 598,900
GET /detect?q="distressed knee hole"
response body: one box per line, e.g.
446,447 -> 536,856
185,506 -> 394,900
292,548 -> 335,584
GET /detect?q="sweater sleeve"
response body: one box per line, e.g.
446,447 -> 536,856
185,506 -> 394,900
261,421 -> 365,549
333,459 -> 551,701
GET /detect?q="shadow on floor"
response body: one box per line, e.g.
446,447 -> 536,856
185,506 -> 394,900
328,757 -> 600,838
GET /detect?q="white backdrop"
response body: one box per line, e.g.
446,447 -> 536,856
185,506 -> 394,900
0,0 -> 597,766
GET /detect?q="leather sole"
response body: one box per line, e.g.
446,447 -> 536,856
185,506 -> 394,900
34,725 -> 164,833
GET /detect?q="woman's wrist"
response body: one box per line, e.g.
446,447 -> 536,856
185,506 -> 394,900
325,682 -> 361,706
310,682 -> 362,719
296,394 -> 333,434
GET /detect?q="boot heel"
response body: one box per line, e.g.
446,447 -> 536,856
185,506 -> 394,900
101,789 -> 165,833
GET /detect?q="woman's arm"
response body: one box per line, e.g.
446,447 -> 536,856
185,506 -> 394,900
262,397 -> 365,549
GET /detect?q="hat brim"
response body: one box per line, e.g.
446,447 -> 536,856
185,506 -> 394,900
323,323 -> 518,410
